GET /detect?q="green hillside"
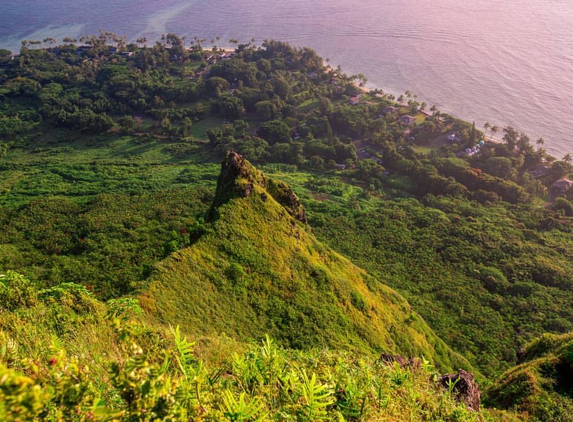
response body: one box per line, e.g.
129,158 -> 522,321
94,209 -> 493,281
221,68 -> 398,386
142,152 -> 468,371
486,332 -> 573,421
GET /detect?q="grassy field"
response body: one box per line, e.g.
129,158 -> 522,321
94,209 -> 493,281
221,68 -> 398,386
0,129 -> 221,208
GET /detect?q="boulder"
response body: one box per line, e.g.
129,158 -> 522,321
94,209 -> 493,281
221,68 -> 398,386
438,369 -> 481,411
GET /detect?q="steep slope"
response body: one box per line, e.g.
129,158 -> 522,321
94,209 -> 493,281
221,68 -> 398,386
141,152 -> 470,371
486,332 -> 573,421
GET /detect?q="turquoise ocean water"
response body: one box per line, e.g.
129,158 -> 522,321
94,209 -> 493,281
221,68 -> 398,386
1,0 -> 572,156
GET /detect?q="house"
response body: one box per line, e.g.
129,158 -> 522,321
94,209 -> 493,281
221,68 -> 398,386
529,165 -> 551,178
552,178 -> 573,194
335,163 -> 346,170
399,115 -> 417,126
76,45 -> 93,54
381,106 -> 397,115
220,51 -> 236,60
120,51 -> 134,57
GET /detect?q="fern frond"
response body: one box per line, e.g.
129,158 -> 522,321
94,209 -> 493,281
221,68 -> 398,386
299,369 -> 334,420
221,390 -> 266,421
0,332 -> 18,366
170,325 -> 196,379
49,334 -> 65,353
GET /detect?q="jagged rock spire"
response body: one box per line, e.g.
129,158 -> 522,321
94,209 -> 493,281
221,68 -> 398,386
209,151 -> 307,224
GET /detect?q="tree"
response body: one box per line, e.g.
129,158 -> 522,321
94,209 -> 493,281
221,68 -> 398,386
490,125 -> 499,141
206,128 -> 224,147
503,126 -> 518,151
182,117 -> 193,137
118,115 -> 137,134
483,156 -> 517,180
233,120 -> 248,137
164,33 -> 188,61
517,133 -> 533,154
255,100 -> 280,121
483,122 -> 491,136
216,95 -> 246,118
552,197 -> 573,216
0,49 -> 11,61
272,76 -> 290,99
205,77 -> 230,97
551,161 -> 570,179
159,115 -> 170,130
470,122 -> 477,145
257,120 -> 291,145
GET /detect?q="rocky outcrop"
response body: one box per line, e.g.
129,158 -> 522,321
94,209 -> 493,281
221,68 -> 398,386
377,357 -> 481,412
377,353 -> 422,370
266,179 -> 307,224
209,151 -> 307,223
438,369 -> 481,411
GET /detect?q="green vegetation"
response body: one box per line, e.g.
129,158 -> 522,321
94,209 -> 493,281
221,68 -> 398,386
2,32 -> 573,419
486,332 -> 573,421
0,272 -> 501,421
310,196 -> 573,376
142,152 -> 469,372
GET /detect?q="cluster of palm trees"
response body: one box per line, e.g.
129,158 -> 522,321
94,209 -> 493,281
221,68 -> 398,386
21,38 -> 57,49
484,122 -> 573,168
482,122 -> 500,142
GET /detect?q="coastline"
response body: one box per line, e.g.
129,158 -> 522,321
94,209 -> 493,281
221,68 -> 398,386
347,75 -> 505,146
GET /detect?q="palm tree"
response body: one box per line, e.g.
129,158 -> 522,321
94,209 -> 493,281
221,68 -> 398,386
483,122 -> 491,135
563,153 -> 572,164
536,138 -> 545,150
490,125 -> 499,141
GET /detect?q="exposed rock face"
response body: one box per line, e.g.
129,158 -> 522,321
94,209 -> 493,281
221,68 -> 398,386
438,369 -> 481,411
378,353 -> 408,367
266,179 -> 307,224
209,151 -> 307,223
212,151 -> 261,203
378,353 -> 422,370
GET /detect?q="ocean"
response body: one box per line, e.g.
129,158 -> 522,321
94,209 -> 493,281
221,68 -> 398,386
1,0 -> 572,157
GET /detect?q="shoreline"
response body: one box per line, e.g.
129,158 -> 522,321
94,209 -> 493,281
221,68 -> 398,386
347,76 -> 505,146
